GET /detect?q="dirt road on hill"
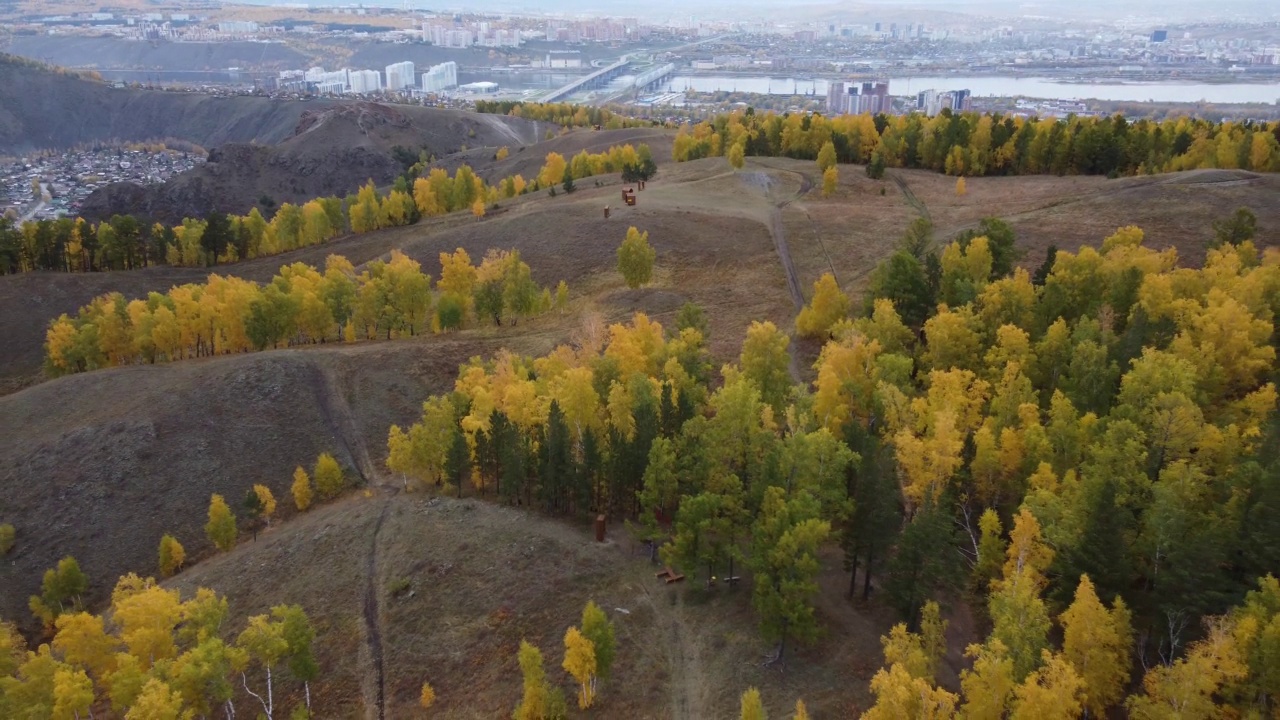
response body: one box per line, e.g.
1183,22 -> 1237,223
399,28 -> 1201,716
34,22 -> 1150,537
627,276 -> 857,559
742,167 -> 813,383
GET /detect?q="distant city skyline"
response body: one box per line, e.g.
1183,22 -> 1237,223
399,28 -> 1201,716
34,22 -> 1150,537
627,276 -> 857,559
228,0 -> 1280,23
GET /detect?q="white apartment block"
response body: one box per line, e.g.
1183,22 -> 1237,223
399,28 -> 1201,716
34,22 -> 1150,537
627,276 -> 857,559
385,61 -> 416,91
348,70 -> 382,94
424,23 -> 474,48
421,61 -> 459,93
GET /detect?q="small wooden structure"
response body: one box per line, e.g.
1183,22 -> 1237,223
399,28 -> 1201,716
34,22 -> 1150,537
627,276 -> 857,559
655,566 -> 685,584
622,188 -> 636,206
603,206 -> 611,219
595,514 -> 607,542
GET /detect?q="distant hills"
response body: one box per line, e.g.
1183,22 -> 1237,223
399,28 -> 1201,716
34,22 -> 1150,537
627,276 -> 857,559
0,53 -> 550,223
0,53 -> 336,156
79,102 -> 549,224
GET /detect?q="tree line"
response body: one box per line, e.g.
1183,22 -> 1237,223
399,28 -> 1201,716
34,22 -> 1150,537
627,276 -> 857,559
673,108 -> 1280,177
45,248 -> 566,375
1,141 -> 656,275
389,213 -> 1280,713
474,101 -> 656,130
0,445 -> 358,717
3,564 -> 318,720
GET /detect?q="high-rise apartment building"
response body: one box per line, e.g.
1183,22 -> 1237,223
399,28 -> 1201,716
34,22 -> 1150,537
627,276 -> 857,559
421,61 -> 459,93
826,81 -> 845,113
385,61 -> 415,91
348,70 -> 382,94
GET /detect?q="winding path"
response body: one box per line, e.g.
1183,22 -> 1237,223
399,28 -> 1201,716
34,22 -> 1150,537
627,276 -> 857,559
362,498 -> 392,720
306,362 -> 389,719
743,168 -> 812,383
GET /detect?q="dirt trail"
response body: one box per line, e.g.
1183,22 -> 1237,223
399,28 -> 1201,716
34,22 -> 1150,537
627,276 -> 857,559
361,497 -> 392,720
768,206 -> 805,314
742,168 -> 812,383
308,359 -> 391,719
644,587 -> 709,720
309,362 -> 376,483
890,172 -> 931,223
478,112 -> 532,146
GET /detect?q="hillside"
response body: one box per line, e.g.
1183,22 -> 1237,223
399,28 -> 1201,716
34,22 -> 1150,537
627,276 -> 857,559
0,53 -> 340,156
773,162 -> 1280,299
0,338 -> 536,632
0,158 -> 794,627
165,490 -> 898,719
5,161 -> 1278,395
4,157 -> 1275,611
78,102 -> 551,224
2,36 -> 311,72
2,140 -> 1279,717
434,126 -> 677,184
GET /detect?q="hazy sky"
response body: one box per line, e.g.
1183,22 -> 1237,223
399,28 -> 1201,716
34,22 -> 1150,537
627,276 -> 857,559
227,0 -> 1280,25
232,0 -> 1280,21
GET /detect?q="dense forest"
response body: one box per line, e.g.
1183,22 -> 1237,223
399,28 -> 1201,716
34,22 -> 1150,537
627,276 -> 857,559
388,214 -> 1279,716
673,109 -> 1280,177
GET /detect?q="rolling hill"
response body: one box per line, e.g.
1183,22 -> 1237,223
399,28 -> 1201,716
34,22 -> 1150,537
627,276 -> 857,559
0,157 -> 792,629
78,102 -> 552,224
0,53 -> 339,156
1,140 -> 1276,717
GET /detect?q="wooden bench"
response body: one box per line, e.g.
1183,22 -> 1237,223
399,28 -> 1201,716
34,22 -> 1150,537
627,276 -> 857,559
655,566 -> 685,584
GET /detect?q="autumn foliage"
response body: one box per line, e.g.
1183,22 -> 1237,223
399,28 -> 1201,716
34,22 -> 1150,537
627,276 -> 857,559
3,574 -> 317,719
388,213 -> 1280,715
1,141 -> 653,275
673,109 -> 1280,177
44,249 -> 564,375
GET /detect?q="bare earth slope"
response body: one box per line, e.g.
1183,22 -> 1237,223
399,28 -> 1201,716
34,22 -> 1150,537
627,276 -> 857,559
0,339 -> 534,632
168,490 -> 897,719
79,102 -> 549,224
0,53 -> 340,156
0,159 -> 795,631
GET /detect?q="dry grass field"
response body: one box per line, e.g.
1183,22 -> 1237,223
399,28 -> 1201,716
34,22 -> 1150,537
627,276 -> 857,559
168,490 -> 903,720
794,162 -> 1280,299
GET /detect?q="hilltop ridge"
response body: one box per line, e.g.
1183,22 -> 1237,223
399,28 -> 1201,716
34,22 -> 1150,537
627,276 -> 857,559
0,53 -> 341,156
78,101 -> 550,223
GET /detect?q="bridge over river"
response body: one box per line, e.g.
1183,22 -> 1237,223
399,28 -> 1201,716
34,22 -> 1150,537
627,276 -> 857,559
541,57 -> 676,103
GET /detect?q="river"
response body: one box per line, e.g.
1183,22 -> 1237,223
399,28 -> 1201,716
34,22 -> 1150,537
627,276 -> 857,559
94,68 -> 1280,105
660,75 -> 1280,104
